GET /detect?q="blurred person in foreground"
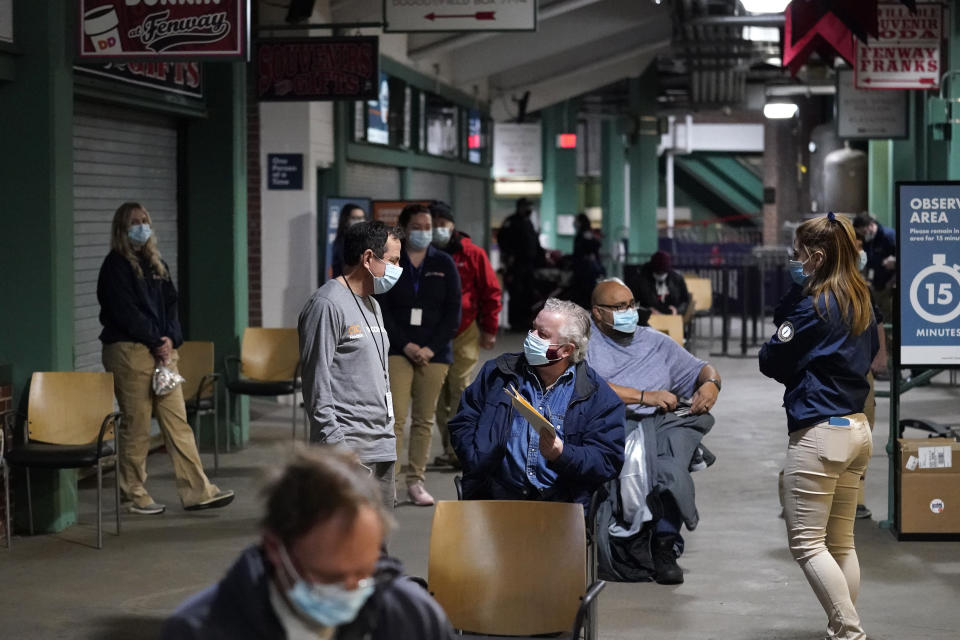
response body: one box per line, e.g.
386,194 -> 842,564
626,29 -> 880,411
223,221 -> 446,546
162,446 -> 456,640
429,200 -> 502,469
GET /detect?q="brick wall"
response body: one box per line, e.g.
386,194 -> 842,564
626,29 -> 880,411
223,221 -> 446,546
247,59 -> 262,328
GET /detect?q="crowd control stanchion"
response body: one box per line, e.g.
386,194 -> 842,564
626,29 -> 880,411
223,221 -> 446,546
740,265 -> 749,357
712,264 -> 731,357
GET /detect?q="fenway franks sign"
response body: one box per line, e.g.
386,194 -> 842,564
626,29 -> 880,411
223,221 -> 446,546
78,0 -> 247,60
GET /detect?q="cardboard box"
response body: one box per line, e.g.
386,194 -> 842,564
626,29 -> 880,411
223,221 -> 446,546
898,438 -> 960,535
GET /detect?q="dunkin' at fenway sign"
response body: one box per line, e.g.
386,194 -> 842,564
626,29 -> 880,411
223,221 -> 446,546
78,0 -> 247,60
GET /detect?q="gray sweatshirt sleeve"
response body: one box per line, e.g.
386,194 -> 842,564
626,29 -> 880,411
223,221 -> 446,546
299,295 -> 344,443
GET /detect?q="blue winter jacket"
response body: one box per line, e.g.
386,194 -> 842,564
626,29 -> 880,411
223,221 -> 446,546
759,284 -> 878,433
449,353 -> 626,510
161,546 -> 455,640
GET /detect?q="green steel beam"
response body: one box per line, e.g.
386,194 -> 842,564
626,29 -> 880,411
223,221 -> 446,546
673,153 -> 762,214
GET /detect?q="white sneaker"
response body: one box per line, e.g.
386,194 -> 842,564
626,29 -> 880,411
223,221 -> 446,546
129,502 -> 165,515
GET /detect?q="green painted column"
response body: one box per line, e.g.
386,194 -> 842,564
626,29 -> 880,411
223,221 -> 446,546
868,140 -> 893,226
540,100 -> 578,253
946,8 -> 960,179
183,62 -> 250,448
0,0 -> 78,533
627,69 -> 660,258
600,120 -> 626,278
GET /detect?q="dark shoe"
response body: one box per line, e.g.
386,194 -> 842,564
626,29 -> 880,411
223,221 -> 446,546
652,535 -> 684,585
856,504 -> 872,519
129,502 -> 165,515
185,490 -> 235,511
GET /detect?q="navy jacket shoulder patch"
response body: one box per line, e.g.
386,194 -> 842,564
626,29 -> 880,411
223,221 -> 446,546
777,321 -> 794,342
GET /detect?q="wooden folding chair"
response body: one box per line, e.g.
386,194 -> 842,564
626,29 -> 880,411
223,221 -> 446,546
3,372 -> 121,549
428,500 -> 605,639
224,328 -> 302,448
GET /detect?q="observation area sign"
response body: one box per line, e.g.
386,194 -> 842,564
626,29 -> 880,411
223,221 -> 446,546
897,182 -> 960,367
383,0 -> 537,33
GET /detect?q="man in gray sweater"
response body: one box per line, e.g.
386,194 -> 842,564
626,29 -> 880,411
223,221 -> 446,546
298,221 -> 404,509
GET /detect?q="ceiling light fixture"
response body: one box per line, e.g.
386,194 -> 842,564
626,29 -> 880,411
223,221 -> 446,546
741,0 -> 790,13
763,102 -> 799,119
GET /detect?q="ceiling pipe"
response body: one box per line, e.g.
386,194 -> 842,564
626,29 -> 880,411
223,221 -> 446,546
408,0 -> 607,59
687,14 -> 785,27
766,84 -> 836,96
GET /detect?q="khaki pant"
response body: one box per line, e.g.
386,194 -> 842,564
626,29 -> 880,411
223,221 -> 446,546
103,342 -> 220,509
389,355 -> 449,487
435,322 -> 481,458
782,414 -> 873,640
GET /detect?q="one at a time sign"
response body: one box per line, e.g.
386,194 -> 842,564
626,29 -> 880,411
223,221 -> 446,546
384,0 -> 537,33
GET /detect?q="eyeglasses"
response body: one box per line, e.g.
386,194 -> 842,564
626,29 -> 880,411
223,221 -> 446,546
596,301 -> 637,312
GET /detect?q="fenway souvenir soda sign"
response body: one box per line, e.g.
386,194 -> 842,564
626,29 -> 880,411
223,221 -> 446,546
78,0 -> 247,60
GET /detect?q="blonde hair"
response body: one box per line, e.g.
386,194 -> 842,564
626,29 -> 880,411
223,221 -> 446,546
110,202 -> 168,280
795,214 -> 872,336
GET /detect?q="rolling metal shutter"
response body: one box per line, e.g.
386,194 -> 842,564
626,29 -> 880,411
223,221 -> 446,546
409,169 -> 450,202
73,102 -> 179,372
454,176 -> 487,248
344,162 -> 400,200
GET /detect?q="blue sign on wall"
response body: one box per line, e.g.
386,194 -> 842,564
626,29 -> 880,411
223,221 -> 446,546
898,182 -> 960,366
267,153 -> 303,190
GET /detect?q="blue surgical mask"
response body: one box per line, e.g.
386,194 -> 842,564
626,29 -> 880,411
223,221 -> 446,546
788,259 -> 811,285
372,258 -> 403,294
128,223 -> 152,245
611,308 -> 639,334
276,544 -> 375,627
407,230 -> 432,250
432,227 -> 452,247
858,249 -> 868,272
523,331 -> 564,365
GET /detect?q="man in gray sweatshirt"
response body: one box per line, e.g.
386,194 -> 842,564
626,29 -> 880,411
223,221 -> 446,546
298,221 -> 404,509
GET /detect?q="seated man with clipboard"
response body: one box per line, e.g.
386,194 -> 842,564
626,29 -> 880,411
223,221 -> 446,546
448,298 -> 625,511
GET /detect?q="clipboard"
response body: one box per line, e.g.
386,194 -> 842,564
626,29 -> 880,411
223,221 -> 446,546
504,384 -> 556,436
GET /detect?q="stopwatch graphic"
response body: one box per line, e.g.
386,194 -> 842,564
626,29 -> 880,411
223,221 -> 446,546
908,254 -> 960,323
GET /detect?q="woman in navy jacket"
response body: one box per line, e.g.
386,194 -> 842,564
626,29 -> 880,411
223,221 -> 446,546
98,202 -> 232,515
759,213 -> 877,640
376,204 -> 461,506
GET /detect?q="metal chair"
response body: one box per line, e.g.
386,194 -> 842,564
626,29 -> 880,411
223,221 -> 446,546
1,410 -> 11,549
224,328 -> 302,449
178,341 -> 220,474
3,372 -> 121,549
428,500 -> 605,639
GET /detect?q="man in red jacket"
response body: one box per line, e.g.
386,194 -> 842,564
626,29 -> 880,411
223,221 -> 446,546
430,201 -> 503,469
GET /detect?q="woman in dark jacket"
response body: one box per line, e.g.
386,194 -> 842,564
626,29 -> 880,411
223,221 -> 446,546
759,213 -> 877,640
98,202 -> 233,515
330,203 -> 367,278
376,204 -> 461,506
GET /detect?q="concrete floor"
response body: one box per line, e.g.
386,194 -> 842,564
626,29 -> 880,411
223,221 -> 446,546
1,327 -> 959,639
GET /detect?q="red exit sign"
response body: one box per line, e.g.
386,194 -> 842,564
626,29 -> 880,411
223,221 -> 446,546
556,133 -> 577,149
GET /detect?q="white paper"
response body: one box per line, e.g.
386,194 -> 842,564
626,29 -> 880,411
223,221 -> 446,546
918,446 -> 952,469
410,308 -> 423,326
906,455 -> 919,471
